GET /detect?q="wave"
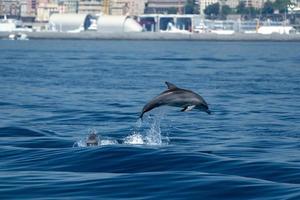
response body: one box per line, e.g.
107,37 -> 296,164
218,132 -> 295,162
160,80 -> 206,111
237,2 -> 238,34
1,144 -> 300,186
151,57 -> 245,62
0,170 -> 299,200
0,127 -> 45,137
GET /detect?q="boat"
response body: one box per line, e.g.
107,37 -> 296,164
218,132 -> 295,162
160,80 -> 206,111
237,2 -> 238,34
8,33 -> 29,40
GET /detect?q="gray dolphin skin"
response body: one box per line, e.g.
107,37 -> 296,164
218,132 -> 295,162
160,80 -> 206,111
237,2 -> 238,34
86,133 -> 99,146
140,82 -> 211,118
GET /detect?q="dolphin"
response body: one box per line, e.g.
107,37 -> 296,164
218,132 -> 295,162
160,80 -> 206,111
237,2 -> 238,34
86,132 -> 99,146
140,82 -> 211,118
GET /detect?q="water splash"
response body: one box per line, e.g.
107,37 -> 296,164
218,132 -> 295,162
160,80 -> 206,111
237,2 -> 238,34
74,109 -> 169,147
124,132 -> 144,145
135,118 -> 142,128
100,139 -> 118,145
73,129 -> 117,147
144,115 -> 162,145
127,109 -> 169,146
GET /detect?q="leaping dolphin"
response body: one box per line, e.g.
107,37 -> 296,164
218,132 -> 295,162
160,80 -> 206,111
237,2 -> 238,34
140,82 -> 211,118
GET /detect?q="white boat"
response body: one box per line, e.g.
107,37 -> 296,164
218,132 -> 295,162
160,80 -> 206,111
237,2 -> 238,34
8,33 -> 29,40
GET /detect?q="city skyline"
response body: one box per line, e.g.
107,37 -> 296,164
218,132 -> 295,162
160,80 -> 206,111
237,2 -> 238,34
1,0 -> 299,22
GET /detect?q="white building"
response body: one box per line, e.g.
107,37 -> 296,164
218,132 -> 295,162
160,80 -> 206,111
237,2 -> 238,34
110,0 -> 146,16
97,15 -> 143,32
49,13 -> 92,31
36,1 -> 59,22
225,0 -> 240,9
78,0 -> 101,14
62,0 -> 79,13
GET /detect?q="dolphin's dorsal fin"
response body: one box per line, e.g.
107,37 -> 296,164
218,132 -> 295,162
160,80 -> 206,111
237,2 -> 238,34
165,82 -> 178,90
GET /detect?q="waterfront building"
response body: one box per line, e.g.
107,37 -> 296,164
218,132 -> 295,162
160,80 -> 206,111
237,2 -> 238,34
27,0 -> 37,15
36,0 -> 59,22
289,0 -> 300,13
138,14 -> 197,32
49,13 -> 92,31
243,0 -> 264,9
110,0 -> 146,16
47,13 -> 143,32
0,0 -> 20,17
78,0 -> 101,14
97,15 -> 143,32
37,0 -> 79,14
224,0 -> 240,9
58,0 -> 79,13
144,0 -> 186,14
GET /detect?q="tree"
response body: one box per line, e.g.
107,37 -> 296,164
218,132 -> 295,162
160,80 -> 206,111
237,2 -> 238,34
262,1 -> 274,14
221,5 -> 232,16
273,0 -> 291,13
236,2 -> 247,14
236,2 -> 259,18
184,0 -> 199,14
204,3 -> 220,17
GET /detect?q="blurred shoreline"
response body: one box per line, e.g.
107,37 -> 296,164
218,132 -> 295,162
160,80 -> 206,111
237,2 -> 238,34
1,31 -> 300,41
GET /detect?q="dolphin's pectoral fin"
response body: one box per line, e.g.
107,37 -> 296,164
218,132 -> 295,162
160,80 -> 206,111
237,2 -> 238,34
181,105 -> 195,112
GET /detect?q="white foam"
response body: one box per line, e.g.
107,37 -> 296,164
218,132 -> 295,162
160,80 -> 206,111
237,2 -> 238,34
124,113 -> 169,146
74,139 -> 87,147
124,132 -> 144,145
100,139 -> 118,145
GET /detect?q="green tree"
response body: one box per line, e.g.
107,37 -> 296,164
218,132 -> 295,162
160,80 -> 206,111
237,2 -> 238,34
204,3 -> 220,16
262,1 -> 274,14
273,0 -> 291,13
184,0 -> 199,14
221,5 -> 232,16
236,2 -> 259,18
236,2 -> 247,14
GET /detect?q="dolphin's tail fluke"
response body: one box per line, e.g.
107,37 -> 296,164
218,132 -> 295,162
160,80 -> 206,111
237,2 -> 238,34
139,111 -> 145,119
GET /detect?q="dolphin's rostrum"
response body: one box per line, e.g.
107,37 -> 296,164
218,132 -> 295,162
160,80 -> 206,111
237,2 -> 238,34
140,82 -> 211,118
86,132 -> 99,146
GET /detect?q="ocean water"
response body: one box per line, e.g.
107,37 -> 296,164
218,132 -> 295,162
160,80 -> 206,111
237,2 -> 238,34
0,40 -> 300,199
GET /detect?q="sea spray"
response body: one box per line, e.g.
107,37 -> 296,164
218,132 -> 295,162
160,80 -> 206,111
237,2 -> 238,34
126,109 -> 168,145
144,115 -> 162,145
124,132 -> 144,145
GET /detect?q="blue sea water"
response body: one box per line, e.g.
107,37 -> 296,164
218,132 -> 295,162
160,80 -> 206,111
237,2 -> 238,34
0,40 -> 300,199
